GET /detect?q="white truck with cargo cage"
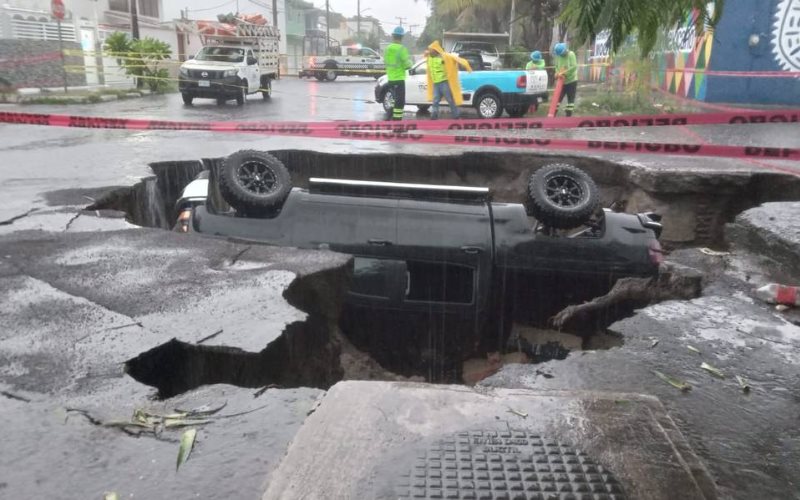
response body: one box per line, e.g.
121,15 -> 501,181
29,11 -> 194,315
177,17 -> 280,106
299,40 -> 385,81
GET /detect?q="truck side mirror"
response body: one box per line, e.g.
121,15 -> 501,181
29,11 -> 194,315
247,56 -> 257,65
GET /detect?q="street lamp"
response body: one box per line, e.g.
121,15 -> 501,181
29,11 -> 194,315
357,3 -> 372,37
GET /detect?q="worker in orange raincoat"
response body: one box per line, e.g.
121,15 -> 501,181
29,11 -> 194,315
426,41 -> 472,119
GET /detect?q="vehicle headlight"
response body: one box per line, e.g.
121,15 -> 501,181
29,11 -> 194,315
224,69 -> 238,77
179,67 -> 188,76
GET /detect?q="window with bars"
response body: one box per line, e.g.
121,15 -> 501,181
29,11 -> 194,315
108,0 -> 160,19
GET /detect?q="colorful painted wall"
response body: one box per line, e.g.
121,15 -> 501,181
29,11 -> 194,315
702,0 -> 800,105
651,11 -> 715,101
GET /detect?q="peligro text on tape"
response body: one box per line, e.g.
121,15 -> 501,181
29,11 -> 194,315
1,111 -> 798,162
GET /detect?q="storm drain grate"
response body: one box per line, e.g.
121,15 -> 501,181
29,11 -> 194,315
395,430 -> 625,500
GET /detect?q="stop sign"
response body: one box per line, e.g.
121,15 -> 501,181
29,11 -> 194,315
51,0 -> 65,20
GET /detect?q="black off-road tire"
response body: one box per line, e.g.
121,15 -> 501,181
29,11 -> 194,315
218,150 -> 292,216
181,93 -> 193,105
526,163 -> 599,229
417,104 -> 431,113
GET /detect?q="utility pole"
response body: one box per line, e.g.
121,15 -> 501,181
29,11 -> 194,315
130,0 -> 140,40
395,16 -> 405,28
272,0 -> 278,28
509,0 -> 515,45
357,0 -> 360,38
325,0 -> 330,55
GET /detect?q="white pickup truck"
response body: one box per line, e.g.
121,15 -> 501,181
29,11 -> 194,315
177,20 -> 280,106
299,44 -> 385,82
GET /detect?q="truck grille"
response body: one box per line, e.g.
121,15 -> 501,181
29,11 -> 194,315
188,69 -> 224,79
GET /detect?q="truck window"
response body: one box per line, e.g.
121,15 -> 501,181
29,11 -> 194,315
405,261 -> 475,305
411,61 -> 427,75
360,48 -> 378,58
346,47 -> 360,56
195,47 -> 245,62
350,257 -> 398,299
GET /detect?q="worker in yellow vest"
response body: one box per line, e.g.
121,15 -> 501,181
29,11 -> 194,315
425,40 -> 472,120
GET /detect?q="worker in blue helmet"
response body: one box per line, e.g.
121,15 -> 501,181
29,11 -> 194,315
526,51 -> 545,70
383,26 -> 412,120
552,42 -> 578,117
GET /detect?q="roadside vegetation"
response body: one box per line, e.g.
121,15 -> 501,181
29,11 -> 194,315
104,32 -> 173,92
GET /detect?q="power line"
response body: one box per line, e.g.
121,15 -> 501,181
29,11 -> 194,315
187,0 -> 237,13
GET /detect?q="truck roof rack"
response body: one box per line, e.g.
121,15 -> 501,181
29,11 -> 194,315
308,178 -> 491,203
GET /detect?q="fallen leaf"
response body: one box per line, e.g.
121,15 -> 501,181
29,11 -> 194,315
650,339 -> 660,348
736,375 -> 751,393
687,345 -> 701,355
175,401 -> 227,417
700,362 -> 725,379
653,370 -> 692,391
104,492 -> 119,500
176,429 -> 197,472
775,304 -> 790,312
164,418 -> 211,429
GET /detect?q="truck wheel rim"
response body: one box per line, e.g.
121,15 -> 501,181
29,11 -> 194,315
238,161 -> 277,195
545,174 -> 583,207
479,97 -> 497,117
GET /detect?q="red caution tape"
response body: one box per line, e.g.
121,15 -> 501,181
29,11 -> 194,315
1,111 -> 799,162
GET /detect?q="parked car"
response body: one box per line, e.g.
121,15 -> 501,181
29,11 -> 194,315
374,52 -> 548,118
175,150 -> 663,378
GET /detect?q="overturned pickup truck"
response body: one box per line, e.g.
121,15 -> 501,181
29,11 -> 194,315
175,150 -> 663,379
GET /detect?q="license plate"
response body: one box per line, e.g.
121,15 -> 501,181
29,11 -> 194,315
198,80 -> 210,87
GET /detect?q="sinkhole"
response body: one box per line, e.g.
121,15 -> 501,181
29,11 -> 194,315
87,149 -> 800,397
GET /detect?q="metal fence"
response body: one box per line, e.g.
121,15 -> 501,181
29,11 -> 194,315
10,17 -> 77,42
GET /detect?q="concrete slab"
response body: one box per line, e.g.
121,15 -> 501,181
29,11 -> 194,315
263,381 -> 715,500
726,201 -> 800,277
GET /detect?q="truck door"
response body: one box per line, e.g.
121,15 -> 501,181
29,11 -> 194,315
394,199 -> 493,363
405,61 -> 429,104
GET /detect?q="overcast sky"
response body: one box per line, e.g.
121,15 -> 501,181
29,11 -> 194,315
314,0 -> 431,35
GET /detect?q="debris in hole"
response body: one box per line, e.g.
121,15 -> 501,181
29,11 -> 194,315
687,345 -> 701,355
700,362 -> 725,379
736,375 -> 752,393
755,283 -> 800,306
507,407 -> 528,418
176,429 -> 197,471
699,247 -> 730,256
551,262 -> 703,331
174,401 -> 228,417
653,370 -> 692,392
775,304 -> 790,312
196,329 -> 224,345
0,390 -> 30,403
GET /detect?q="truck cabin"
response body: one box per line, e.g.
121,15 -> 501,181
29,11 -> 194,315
193,46 -> 248,63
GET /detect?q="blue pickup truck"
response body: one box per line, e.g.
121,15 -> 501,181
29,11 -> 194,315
374,52 -> 549,118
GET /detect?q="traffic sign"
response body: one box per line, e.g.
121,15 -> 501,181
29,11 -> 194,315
51,0 -> 65,21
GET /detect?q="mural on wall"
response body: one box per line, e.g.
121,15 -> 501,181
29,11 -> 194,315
652,10 -> 714,100
773,0 -> 800,73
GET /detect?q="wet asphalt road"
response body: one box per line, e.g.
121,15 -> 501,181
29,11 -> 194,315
1,78 -> 800,499
2,76 -> 800,223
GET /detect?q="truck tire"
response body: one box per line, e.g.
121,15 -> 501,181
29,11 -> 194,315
417,105 -> 430,113
236,81 -> 247,106
382,88 -> 395,114
216,97 -> 226,106
314,73 -> 326,81
324,62 -> 338,81
181,93 -> 193,105
475,91 -> 503,119
526,164 -> 599,229
261,77 -> 271,100
505,105 -> 527,118
218,150 -> 292,216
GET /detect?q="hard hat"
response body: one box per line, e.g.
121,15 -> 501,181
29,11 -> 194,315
530,51 -> 542,61
392,26 -> 405,37
554,43 -> 567,56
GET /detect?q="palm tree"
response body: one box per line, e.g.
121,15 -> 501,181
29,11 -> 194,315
561,0 -> 725,55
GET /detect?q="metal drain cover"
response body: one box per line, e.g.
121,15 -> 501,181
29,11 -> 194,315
396,430 -> 625,500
